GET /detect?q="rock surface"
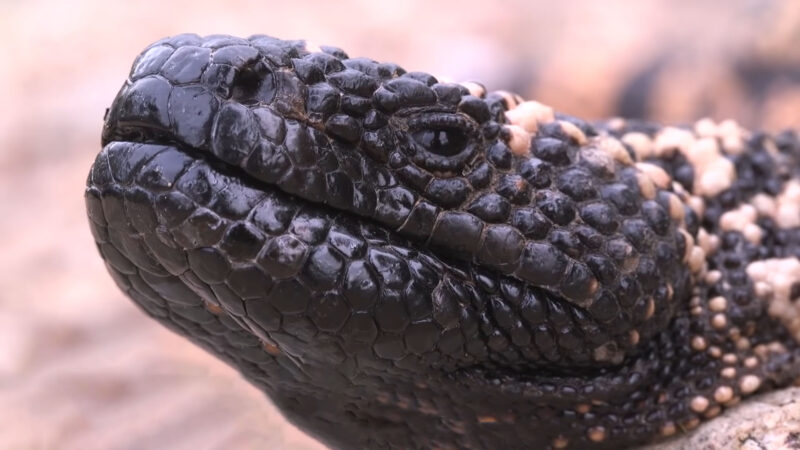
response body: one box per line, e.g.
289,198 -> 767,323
646,388 -> 800,450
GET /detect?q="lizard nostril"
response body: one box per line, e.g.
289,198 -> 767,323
231,62 -> 275,105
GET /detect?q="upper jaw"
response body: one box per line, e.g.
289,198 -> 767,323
101,71 -> 219,151
103,37 -> 291,150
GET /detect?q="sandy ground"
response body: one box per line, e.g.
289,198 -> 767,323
0,1 -> 798,449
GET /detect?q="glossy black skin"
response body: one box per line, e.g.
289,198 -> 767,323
86,34 -> 800,449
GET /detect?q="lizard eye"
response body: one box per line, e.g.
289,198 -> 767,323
407,113 -> 478,172
412,128 -> 469,157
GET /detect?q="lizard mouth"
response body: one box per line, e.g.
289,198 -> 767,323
103,123 -> 179,148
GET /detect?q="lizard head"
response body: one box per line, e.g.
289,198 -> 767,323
101,35 -> 693,371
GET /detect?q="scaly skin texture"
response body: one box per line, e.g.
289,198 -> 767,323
86,34 -> 800,449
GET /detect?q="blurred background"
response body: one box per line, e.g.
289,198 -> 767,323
0,1 -> 798,448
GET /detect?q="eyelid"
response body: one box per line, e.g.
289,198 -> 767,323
407,112 -> 476,133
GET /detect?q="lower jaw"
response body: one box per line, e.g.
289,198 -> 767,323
86,140 -> 699,449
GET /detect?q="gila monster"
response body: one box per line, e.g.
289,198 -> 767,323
85,34 -> 800,449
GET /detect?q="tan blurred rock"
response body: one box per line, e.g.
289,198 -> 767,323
645,388 -> 800,450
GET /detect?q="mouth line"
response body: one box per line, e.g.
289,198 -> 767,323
105,121 -> 284,197
102,121 -> 183,148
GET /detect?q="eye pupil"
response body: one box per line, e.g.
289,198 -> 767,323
412,128 -> 468,157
